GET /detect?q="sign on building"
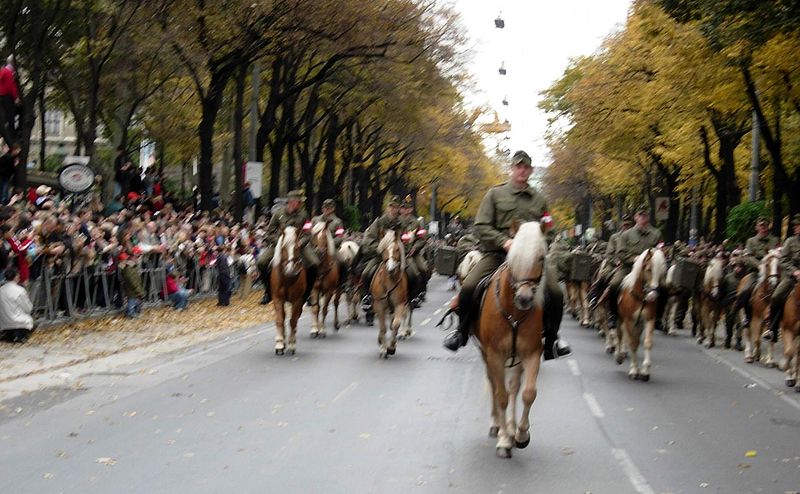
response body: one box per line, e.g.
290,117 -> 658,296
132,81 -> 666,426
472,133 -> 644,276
655,197 -> 670,221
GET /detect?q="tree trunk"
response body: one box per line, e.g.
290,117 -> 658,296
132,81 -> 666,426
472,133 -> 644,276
197,70 -> 230,210
232,64 -> 246,223
319,113 -> 339,205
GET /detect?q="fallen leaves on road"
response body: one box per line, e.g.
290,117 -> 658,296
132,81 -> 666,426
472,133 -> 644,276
95,457 -> 117,466
745,450 -> 758,457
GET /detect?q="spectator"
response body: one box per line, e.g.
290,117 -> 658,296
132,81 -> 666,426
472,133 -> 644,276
119,251 -> 144,318
0,56 -> 20,147
0,142 -> 20,204
0,266 -> 34,342
216,245 -> 232,306
165,264 -> 191,310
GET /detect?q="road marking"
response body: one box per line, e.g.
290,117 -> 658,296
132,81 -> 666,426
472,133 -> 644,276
582,392 -> 605,418
420,318 -> 431,327
332,382 -> 359,403
433,308 -> 442,316
442,302 -> 450,308
612,448 -> 656,494
567,360 -> 581,377
700,347 -> 800,412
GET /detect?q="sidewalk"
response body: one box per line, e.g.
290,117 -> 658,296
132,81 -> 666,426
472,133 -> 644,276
0,291 -> 273,386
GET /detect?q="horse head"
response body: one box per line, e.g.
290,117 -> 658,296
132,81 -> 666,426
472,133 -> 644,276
311,221 -> 334,257
625,248 -> 666,303
759,249 -> 782,293
704,255 -> 726,300
272,226 -> 303,279
507,221 -> 547,311
379,229 -> 405,276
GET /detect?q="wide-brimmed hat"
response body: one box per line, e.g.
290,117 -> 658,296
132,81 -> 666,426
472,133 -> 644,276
287,189 -> 305,201
36,185 -> 51,196
322,198 -> 335,208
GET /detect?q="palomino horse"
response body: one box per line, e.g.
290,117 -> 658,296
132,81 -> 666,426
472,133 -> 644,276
744,249 -> 782,366
338,240 -> 361,324
615,248 -> 667,381
271,226 -> 307,356
309,222 -> 342,338
371,230 -> 409,358
475,222 -> 547,459
780,277 -> 800,391
697,256 -> 726,348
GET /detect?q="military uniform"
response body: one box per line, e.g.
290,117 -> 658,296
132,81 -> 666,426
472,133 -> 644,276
723,250 -> 748,349
733,221 -> 779,325
399,204 -> 429,302
359,203 -> 402,292
257,190 -> 320,303
768,214 -> 800,339
444,150 -> 568,358
312,199 -> 345,248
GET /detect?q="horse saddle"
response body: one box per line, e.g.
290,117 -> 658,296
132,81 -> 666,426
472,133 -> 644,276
472,273 -> 494,306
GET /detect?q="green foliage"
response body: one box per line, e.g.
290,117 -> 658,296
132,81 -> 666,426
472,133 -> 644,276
43,154 -> 64,172
344,205 -> 361,232
725,201 -> 769,246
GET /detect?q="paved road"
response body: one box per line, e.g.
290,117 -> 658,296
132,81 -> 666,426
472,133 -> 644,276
1,277 -> 799,493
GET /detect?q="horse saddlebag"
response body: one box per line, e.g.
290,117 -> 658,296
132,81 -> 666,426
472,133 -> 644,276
673,259 -> 701,290
435,246 -> 459,276
569,253 -> 593,281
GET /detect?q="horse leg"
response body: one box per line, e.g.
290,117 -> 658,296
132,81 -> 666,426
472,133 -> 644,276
516,353 -> 542,449
627,318 -> 641,379
376,301 -> 388,358
486,351 -> 513,458
640,313 -> 654,382
507,363 -> 522,447
614,315 -> 626,364
388,304 -> 403,355
782,326 -> 797,387
274,300 -> 286,355
310,289 -> 321,338
319,292 -> 329,338
333,288 -> 341,331
744,313 -> 756,363
287,300 -> 302,355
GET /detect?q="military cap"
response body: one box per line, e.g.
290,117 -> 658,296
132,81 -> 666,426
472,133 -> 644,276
287,189 -> 305,200
635,204 -> 650,215
322,198 -> 336,208
790,213 -> 800,226
755,215 -> 770,225
401,194 -> 413,208
511,150 -> 532,167
621,213 -> 633,225
386,195 -> 400,207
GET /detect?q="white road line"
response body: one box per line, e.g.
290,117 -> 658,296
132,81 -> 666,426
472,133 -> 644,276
612,448 -> 656,494
420,318 -> 431,327
582,392 -> 605,418
433,308 -> 442,316
567,360 -> 581,377
700,347 -> 800,412
442,302 -> 450,308
332,382 -> 359,403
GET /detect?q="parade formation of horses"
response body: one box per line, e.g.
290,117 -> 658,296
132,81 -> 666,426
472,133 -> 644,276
743,249 -> 782,366
309,222 -> 342,338
615,248 -> 667,381
271,226 -> 307,356
697,256 -> 727,348
780,277 -> 800,390
474,221 -> 547,459
371,230 -> 409,359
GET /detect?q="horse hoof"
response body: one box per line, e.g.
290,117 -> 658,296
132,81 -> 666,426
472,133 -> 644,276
379,350 -> 388,359
334,324 -> 340,331
640,374 -> 650,382
387,347 -> 396,356
275,348 -> 284,356
288,349 -> 296,355
488,426 -> 499,438
766,361 -> 777,369
398,334 -> 406,341
785,379 -> 797,388
706,341 -> 715,349
696,337 -> 704,345
514,437 -> 530,449
629,373 -> 638,380
605,346 -> 614,354
310,332 -> 317,339
744,356 -> 754,364
320,333 -> 326,339
615,355 -> 625,365
496,447 -> 512,459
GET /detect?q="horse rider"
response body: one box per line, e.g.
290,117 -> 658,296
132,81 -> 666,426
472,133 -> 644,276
607,206 -> 663,329
767,214 -> 800,343
357,195 -> 403,325
723,248 -> 748,350
587,214 -> 633,307
733,216 -> 779,328
257,189 -> 320,305
442,150 -> 571,360
399,195 -> 429,307
313,198 -> 346,248
447,215 -> 464,239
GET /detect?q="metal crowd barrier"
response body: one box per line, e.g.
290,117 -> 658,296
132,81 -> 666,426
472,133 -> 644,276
27,254 -> 228,326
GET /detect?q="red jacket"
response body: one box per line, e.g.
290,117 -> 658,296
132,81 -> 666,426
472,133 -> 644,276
7,236 -> 32,282
165,274 -> 179,295
0,66 -> 19,100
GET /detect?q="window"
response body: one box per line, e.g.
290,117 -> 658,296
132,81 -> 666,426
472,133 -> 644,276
44,110 -> 63,137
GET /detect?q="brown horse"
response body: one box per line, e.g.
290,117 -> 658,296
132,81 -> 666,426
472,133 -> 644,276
744,250 -> 782,366
697,256 -> 726,348
371,230 -> 409,358
780,278 -> 800,391
271,226 -> 307,356
615,248 -> 667,381
309,222 -> 342,338
475,221 -> 546,459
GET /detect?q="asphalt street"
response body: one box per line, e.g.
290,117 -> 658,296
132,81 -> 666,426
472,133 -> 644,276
1,276 -> 799,494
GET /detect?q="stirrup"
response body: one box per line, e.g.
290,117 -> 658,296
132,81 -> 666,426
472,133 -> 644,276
360,295 -> 372,312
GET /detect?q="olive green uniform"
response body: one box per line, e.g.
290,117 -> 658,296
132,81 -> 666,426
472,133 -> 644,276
359,213 -> 402,285
769,234 -> 800,339
724,253 -> 749,347
607,225 -> 663,317
734,233 -> 779,319
312,212 -> 345,248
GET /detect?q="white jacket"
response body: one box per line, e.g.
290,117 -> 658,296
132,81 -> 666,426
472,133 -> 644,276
0,281 -> 34,330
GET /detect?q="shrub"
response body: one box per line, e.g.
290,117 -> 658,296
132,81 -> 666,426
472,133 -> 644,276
725,201 -> 769,247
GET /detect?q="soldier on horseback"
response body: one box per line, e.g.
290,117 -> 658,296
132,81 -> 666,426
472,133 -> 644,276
587,215 -> 633,308
257,189 -> 320,305
767,214 -> 800,342
723,248 -> 748,350
733,216 -> 779,329
399,195 -> 429,308
441,150 -> 571,360
607,206 -> 663,330
357,195 -> 403,325
313,198 -> 346,247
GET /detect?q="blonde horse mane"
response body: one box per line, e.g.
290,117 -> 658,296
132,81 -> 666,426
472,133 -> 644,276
378,230 -> 406,271
622,248 -> 666,290
338,240 -> 360,265
312,222 -> 336,256
703,257 -> 725,287
507,222 -> 547,304
757,248 -> 781,285
272,226 -> 298,267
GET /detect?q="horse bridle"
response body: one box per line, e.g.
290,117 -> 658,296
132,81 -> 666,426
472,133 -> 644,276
493,261 -> 544,368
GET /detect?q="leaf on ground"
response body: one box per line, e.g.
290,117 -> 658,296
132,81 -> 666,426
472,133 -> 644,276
95,457 -> 117,466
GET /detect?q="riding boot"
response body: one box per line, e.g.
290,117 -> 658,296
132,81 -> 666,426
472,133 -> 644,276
767,300 -> 783,343
443,295 -> 473,352
607,286 -> 619,329
543,288 -> 571,360
260,266 -> 272,304
655,287 -> 668,333
304,265 -> 318,303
